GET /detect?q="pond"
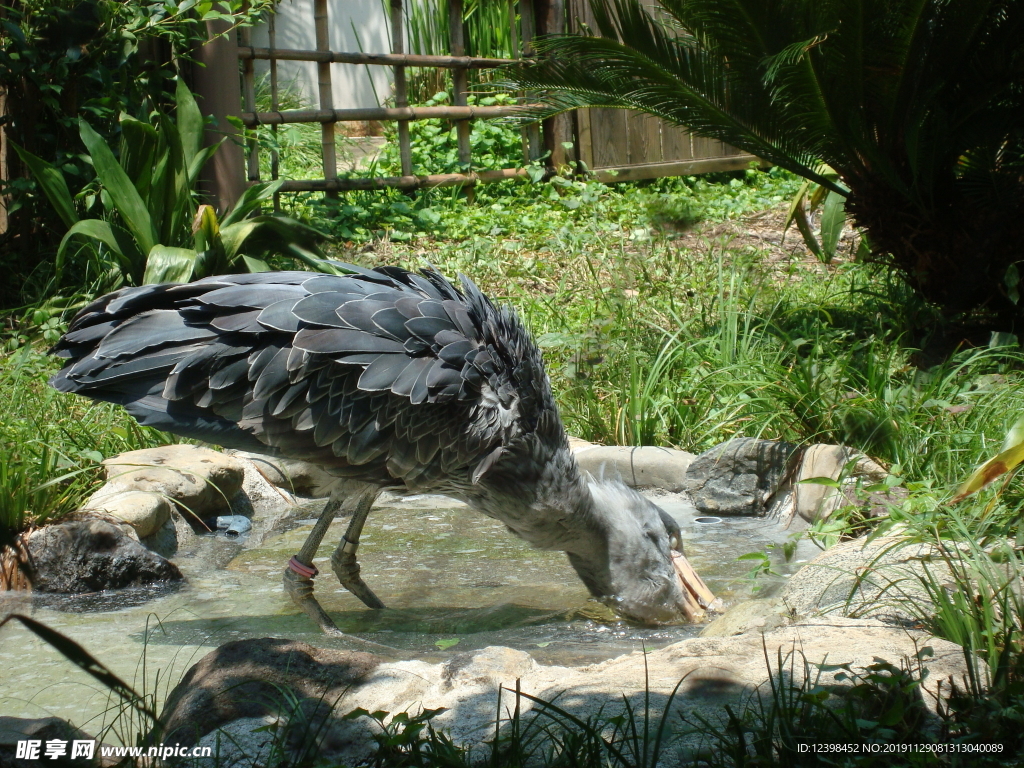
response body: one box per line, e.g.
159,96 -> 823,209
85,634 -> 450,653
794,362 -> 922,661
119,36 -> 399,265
0,490 -> 820,732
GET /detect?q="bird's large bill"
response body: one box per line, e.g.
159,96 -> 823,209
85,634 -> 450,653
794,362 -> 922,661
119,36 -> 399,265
671,550 -> 722,622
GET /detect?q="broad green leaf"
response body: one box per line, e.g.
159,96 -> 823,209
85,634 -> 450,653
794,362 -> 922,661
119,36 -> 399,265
219,219 -> 262,260
1005,264 -> 1021,305
11,143 -> 78,228
79,119 -> 157,256
144,245 -> 197,284
799,476 -> 843,489
242,256 -> 271,273
434,638 -> 460,650
191,204 -> 226,277
118,116 -> 160,200
221,180 -> 285,227
287,246 -> 346,274
187,141 -> 222,186
1001,414 -> 1024,453
783,179 -> 811,236
221,215 -> 328,261
57,219 -> 130,273
156,113 -> 192,246
819,189 -> 846,262
951,415 -> 1024,503
148,150 -> 174,244
176,79 -> 204,169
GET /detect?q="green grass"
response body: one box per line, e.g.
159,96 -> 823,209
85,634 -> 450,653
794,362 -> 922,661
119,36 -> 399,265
0,347 -> 181,540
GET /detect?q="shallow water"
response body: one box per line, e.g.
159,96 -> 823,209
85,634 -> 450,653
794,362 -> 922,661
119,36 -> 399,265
0,492 -> 819,731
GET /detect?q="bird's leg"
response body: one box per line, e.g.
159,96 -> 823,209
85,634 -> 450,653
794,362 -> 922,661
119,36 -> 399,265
283,490 -> 348,635
331,485 -> 386,609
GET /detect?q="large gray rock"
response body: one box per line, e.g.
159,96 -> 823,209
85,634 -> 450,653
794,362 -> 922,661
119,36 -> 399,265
792,444 -> 897,524
574,446 -> 695,492
699,595 -> 795,637
163,621 -> 968,763
685,438 -> 800,515
23,519 -> 182,593
100,445 -> 245,519
775,535 -> 947,623
161,638 -> 383,751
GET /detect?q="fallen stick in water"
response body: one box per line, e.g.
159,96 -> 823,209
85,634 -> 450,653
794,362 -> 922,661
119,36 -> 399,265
672,550 -> 723,622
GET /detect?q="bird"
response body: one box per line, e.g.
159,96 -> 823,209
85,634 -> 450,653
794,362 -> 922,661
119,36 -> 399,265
50,264 -> 713,634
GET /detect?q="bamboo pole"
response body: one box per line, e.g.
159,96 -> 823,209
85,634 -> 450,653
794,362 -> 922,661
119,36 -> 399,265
277,167 -> 535,192
238,22 -> 260,184
391,0 -> 413,177
238,47 -> 511,69
269,11 -> 280,212
510,0 -> 530,164
536,0 -> 569,170
314,0 -> 338,195
519,0 -> 543,161
449,0 -> 473,202
239,104 -> 536,127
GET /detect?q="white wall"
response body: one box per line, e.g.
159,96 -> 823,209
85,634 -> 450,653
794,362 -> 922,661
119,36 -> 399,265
251,0 -> 394,111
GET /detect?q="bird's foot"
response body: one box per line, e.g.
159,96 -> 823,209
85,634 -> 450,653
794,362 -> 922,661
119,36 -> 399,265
332,540 -> 386,610
283,561 -> 344,634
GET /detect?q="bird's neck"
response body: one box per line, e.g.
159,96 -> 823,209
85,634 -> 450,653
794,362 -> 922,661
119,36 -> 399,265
470,440 -> 607,556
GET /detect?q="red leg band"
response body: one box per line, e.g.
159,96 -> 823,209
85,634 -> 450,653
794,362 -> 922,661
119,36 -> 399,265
288,557 -> 318,579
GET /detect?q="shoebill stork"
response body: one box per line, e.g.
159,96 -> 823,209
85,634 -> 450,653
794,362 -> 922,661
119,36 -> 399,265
50,265 -> 715,634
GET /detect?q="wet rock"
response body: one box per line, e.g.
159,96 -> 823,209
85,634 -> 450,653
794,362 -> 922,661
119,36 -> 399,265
793,444 -> 895,523
161,638 -> 383,751
100,445 -> 244,518
574,446 -> 695,492
441,646 -> 535,689
23,520 -> 182,593
699,596 -> 795,637
82,490 -> 170,538
685,438 -> 801,515
194,717 -> 276,768
162,622 -> 967,762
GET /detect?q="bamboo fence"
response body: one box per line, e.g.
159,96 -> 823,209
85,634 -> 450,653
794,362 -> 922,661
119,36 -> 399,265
237,0 -> 543,193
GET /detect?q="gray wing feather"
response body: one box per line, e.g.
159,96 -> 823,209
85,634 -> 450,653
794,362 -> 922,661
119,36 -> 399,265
50,267 -> 561,491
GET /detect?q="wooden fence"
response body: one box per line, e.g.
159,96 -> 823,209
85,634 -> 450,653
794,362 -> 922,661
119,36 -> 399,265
197,0 -> 755,207
567,0 -> 754,182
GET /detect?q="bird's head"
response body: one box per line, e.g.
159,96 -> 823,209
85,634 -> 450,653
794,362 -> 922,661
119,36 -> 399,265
567,479 -> 692,625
